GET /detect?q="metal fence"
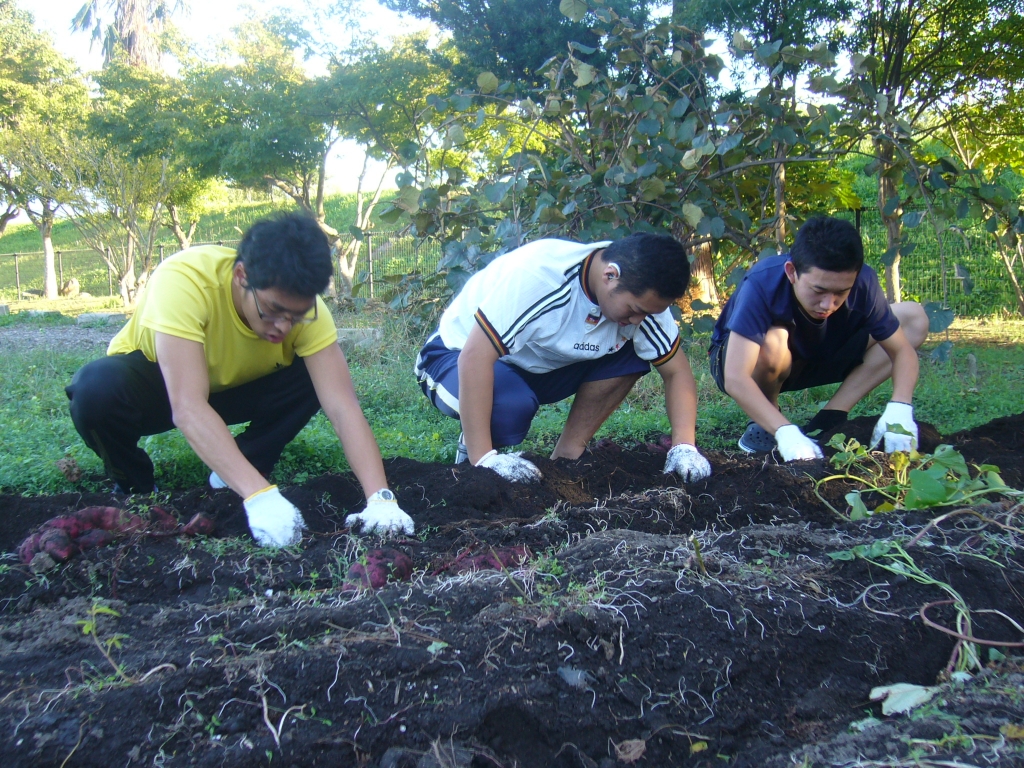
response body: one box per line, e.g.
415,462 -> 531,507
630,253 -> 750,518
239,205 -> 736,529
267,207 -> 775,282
0,221 -> 1017,315
0,233 -> 442,302
837,211 -> 1016,316
0,241 -> 240,301
334,230 -> 442,299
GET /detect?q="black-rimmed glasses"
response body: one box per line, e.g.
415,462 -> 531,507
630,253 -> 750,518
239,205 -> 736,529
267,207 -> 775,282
250,286 -> 318,325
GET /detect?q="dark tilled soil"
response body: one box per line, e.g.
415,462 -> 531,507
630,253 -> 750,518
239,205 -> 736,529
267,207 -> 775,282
1,416 -> 1023,767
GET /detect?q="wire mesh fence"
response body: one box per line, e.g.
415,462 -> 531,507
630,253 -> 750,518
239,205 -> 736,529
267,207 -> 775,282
0,241 -> 241,302
837,210 -> 1018,316
333,230 -> 442,299
0,234 -> 441,303
0,221 -> 1018,316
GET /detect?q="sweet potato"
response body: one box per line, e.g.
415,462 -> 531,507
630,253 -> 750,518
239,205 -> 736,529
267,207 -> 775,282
183,513 -> 215,536
345,548 -> 413,589
76,529 -> 117,551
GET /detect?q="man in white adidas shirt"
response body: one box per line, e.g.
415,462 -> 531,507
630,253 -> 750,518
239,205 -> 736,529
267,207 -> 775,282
414,233 -> 712,483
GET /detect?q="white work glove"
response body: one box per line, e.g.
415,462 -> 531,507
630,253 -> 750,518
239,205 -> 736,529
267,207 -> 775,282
476,450 -> 542,483
870,401 -> 918,453
345,489 -> 415,536
774,424 -> 824,462
244,486 -> 306,547
663,443 -> 712,482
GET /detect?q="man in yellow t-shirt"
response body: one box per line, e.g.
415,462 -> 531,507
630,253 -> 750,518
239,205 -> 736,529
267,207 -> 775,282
66,213 -> 413,547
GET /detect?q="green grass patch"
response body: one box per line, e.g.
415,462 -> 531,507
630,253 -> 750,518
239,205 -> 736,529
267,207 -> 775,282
1,311 -> 1023,495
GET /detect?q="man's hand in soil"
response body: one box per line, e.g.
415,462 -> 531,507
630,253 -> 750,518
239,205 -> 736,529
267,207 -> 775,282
774,424 -> 823,462
243,486 -> 306,547
662,443 -> 712,482
870,401 -> 918,453
345,490 -> 415,536
476,450 -> 542,483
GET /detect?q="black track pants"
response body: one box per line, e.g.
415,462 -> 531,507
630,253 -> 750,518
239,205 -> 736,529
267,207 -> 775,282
66,351 -> 321,492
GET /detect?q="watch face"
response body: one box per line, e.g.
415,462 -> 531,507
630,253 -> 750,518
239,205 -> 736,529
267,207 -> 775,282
376,489 -> 395,501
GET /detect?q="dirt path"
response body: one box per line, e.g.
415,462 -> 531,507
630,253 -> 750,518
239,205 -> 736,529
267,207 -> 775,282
0,324 -> 119,354
0,416 -> 1022,767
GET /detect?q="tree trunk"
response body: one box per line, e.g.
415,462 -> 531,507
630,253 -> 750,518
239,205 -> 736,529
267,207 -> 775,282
0,203 -> 17,238
337,238 -> 362,296
689,242 -> 719,306
41,220 -> 58,300
998,238 -> 1024,316
26,202 -> 58,299
166,203 -> 197,250
773,142 -> 787,246
877,139 -> 902,302
332,153 -> 394,298
119,237 -> 137,307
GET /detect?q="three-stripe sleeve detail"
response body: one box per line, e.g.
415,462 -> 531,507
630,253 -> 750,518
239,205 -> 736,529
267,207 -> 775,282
483,279 -> 577,354
640,317 -> 681,366
474,310 -> 510,356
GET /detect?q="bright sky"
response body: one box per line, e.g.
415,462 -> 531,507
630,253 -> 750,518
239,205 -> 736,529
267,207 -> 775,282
30,0 -> 429,200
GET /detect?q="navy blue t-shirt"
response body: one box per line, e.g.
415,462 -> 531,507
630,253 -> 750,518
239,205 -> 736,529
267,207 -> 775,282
711,256 -> 899,360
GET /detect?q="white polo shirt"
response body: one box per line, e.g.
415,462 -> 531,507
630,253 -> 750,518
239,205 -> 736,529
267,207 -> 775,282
434,239 -> 680,373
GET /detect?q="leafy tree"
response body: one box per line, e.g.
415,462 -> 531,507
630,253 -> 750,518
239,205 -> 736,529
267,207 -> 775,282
189,19 -> 338,232
848,0 -> 1024,301
322,33 -> 456,289
89,61 -> 216,249
62,138 -> 174,306
678,0 -> 852,245
937,89 -> 1024,172
379,2 -> 847,319
0,3 -> 88,298
71,0 -> 184,68
377,0 -> 653,85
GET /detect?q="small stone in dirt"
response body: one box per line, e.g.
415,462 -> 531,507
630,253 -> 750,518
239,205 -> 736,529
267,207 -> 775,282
29,551 -> 57,573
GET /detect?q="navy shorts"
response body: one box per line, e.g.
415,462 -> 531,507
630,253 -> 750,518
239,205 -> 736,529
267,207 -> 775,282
709,328 -> 870,394
415,333 -> 652,446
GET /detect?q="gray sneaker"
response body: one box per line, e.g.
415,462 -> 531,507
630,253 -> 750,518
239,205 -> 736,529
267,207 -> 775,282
738,422 -> 776,454
455,432 -> 469,464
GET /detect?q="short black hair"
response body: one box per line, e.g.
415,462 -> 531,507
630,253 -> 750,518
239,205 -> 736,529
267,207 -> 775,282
790,216 -> 864,275
235,212 -> 333,297
602,233 -> 690,300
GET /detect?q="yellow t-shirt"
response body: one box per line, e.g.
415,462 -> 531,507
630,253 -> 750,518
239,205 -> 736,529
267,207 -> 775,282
108,245 -> 338,392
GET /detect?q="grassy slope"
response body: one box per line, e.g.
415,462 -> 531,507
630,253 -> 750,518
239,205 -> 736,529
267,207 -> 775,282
1,310 -> 1022,495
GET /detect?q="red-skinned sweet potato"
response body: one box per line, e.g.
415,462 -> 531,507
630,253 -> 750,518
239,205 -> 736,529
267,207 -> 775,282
345,548 -> 413,590
18,533 -> 42,564
148,506 -> 179,531
76,529 -> 116,550
183,514 -> 215,536
39,528 -> 78,562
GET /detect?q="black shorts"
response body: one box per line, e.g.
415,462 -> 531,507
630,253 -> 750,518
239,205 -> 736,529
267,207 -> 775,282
708,328 -> 871,394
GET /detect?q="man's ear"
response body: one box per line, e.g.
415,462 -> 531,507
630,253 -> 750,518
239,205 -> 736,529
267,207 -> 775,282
233,261 -> 247,286
603,261 -> 621,280
783,260 -> 798,285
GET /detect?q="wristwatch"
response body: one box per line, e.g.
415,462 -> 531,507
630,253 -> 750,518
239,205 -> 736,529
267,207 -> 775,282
368,488 -> 396,502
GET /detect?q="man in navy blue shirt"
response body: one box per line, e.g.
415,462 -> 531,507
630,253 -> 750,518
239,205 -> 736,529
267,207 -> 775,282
709,216 -> 928,462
